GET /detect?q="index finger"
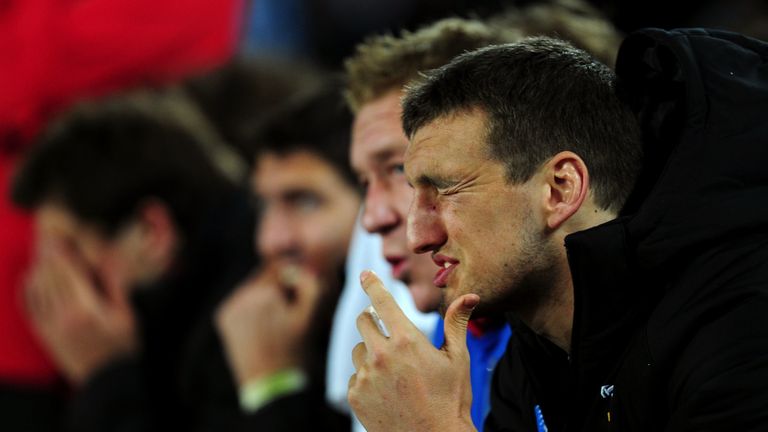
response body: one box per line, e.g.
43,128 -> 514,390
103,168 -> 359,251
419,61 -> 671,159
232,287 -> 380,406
359,270 -> 413,335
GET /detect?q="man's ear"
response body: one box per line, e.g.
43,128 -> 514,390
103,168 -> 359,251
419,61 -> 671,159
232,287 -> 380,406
541,151 -> 589,230
134,199 -> 178,267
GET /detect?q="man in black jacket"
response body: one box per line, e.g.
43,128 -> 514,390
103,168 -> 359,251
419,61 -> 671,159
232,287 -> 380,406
486,28 -> 768,432
348,30 -> 768,431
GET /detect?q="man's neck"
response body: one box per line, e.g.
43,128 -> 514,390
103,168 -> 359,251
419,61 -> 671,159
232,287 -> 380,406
523,261 -> 574,354
524,206 -> 616,353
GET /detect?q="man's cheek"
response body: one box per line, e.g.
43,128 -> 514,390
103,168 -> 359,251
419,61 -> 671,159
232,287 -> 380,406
316,231 -> 347,268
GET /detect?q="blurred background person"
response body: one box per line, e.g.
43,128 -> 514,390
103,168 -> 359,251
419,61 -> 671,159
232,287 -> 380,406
0,3 -> 242,430
12,94 -> 255,432
181,57 -> 329,165
159,58 -> 340,431
215,83 -> 360,430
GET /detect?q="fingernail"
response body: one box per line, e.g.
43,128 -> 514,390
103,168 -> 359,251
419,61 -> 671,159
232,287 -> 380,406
463,294 -> 480,309
359,270 -> 372,284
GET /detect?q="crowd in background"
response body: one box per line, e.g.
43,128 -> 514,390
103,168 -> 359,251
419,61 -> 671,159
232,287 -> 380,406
1,0 -> 767,431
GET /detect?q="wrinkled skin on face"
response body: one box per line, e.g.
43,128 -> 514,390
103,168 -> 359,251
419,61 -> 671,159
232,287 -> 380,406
405,109 -> 559,317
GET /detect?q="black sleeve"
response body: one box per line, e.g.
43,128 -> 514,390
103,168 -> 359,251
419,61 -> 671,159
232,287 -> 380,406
236,389 -> 350,432
66,357 -> 149,432
0,381 -> 66,432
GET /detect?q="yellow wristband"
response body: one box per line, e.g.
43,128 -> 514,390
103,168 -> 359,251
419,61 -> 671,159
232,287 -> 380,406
239,369 -> 307,413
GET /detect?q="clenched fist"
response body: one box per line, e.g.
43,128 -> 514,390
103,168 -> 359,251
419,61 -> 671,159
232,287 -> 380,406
215,265 -> 322,387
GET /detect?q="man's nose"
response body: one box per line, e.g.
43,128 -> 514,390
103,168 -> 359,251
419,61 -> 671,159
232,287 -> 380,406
361,181 -> 400,235
257,209 -> 298,258
407,192 -> 447,254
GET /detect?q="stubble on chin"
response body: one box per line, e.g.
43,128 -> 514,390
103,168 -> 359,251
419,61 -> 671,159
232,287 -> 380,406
437,295 -> 449,317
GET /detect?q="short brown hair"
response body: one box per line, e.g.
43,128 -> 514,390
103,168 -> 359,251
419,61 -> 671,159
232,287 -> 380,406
344,0 -> 623,112
344,18 -> 521,112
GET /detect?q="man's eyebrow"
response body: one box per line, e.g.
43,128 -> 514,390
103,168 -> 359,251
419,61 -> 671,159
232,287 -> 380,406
353,146 -> 403,179
412,173 -> 456,190
281,187 -> 320,200
371,147 -> 402,163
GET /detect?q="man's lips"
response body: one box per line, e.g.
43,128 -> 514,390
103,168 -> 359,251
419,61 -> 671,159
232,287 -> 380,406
432,254 -> 459,288
385,256 -> 408,279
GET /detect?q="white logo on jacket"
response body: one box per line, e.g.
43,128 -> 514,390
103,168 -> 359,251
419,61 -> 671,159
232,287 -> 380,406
600,384 -> 615,399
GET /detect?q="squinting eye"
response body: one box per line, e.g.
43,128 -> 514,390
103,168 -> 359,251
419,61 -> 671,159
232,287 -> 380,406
389,164 -> 405,175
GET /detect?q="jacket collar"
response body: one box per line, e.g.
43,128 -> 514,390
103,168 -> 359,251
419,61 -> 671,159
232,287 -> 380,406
565,218 -> 659,395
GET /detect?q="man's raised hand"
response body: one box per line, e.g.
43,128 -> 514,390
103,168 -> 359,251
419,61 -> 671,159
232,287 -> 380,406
348,270 -> 479,432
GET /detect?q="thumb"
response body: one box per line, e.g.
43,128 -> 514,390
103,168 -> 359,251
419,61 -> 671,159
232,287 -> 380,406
442,294 -> 480,353
294,268 -> 321,307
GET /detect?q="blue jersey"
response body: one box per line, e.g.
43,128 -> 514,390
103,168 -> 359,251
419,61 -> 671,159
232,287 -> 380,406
432,318 -> 512,431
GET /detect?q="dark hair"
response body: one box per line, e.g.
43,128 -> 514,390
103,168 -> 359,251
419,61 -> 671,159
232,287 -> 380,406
402,37 -> 642,212
251,83 -> 357,188
12,94 -> 231,238
183,57 -> 328,162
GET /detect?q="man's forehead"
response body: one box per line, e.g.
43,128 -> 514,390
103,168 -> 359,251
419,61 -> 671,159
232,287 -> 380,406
353,140 -> 407,170
355,88 -> 403,120
37,201 -> 78,228
404,115 -> 460,166
35,202 -> 108,244
253,152 -> 343,194
404,135 -> 444,179
351,93 -> 408,166
256,151 -> 335,176
404,133 -> 438,162
404,110 -> 491,175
